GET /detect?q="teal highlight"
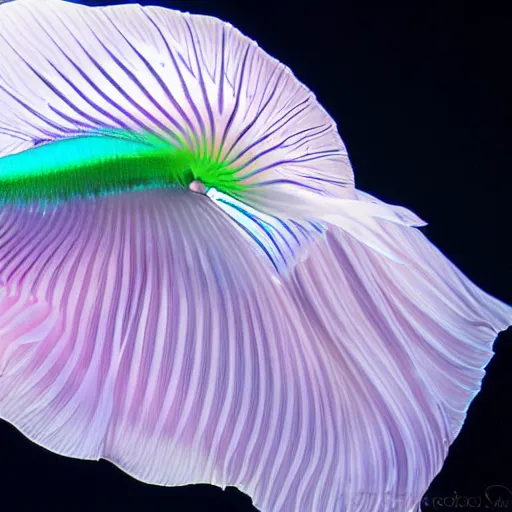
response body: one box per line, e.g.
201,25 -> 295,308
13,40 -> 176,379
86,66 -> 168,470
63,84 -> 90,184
0,129 -> 245,203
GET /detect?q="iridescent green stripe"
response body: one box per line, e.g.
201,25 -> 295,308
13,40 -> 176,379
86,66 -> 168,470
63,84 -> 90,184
0,130 -> 245,202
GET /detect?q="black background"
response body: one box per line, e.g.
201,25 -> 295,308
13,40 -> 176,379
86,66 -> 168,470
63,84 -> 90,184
1,1 -> 511,510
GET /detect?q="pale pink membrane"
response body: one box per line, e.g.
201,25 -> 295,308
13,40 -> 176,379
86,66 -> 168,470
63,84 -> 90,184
0,2 -> 511,512
188,180 -> 207,194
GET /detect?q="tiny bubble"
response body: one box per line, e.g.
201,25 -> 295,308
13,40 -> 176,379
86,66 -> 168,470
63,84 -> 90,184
189,180 -> 207,194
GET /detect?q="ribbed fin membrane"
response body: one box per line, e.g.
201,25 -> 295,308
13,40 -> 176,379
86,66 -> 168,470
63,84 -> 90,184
207,187 -> 326,275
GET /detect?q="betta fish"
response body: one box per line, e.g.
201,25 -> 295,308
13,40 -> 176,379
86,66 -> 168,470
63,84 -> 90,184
0,1 -> 510,511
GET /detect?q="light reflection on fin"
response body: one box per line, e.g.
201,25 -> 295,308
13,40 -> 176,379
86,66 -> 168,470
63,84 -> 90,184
207,187 -> 326,275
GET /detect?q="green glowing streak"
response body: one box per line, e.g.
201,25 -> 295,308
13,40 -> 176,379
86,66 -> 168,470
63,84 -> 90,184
0,130 -> 245,203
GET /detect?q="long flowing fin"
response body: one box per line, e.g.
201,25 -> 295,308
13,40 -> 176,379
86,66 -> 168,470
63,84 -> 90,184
287,191 -> 512,510
0,190 -> 342,511
1,189 -> 509,512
